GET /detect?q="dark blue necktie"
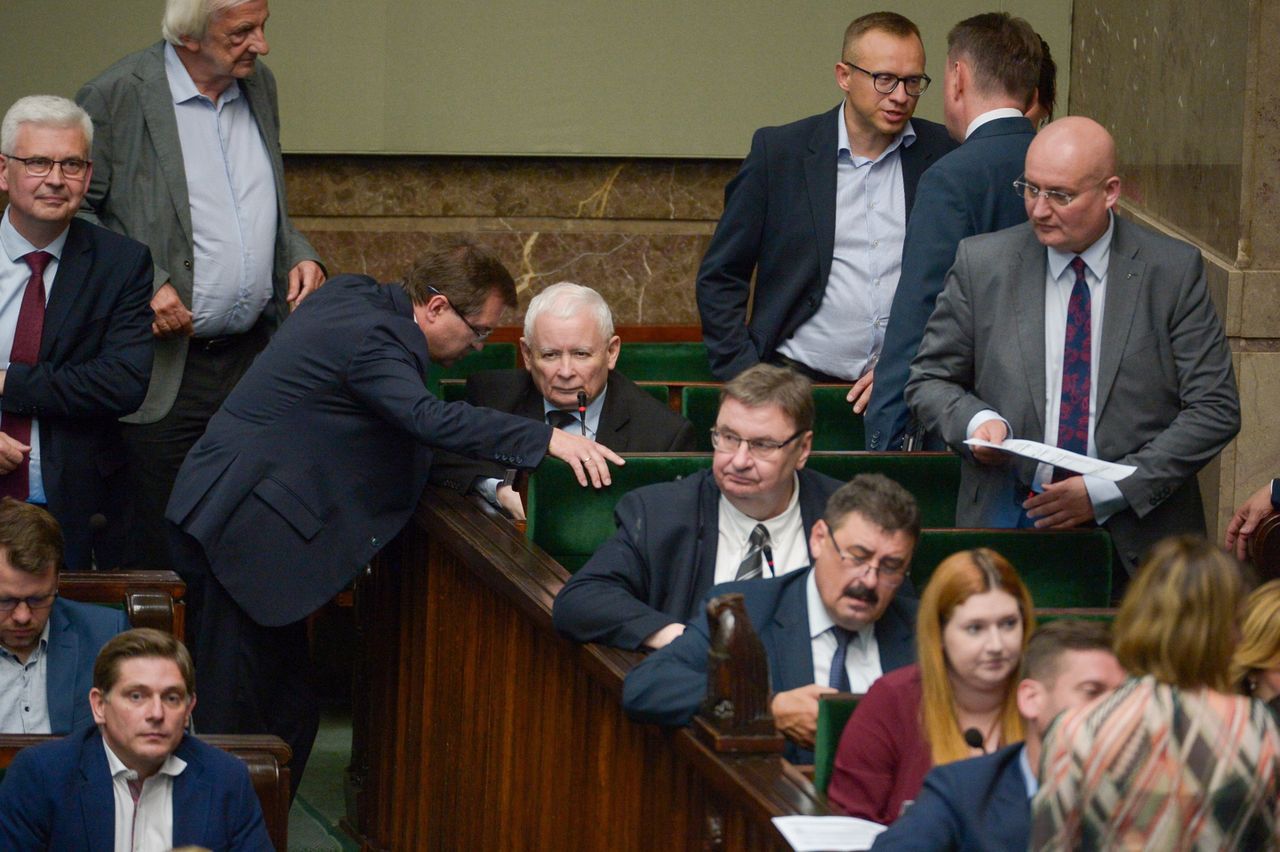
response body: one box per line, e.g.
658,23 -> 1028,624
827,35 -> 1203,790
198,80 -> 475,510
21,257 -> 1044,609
1053,256 -> 1091,482
828,627 -> 855,692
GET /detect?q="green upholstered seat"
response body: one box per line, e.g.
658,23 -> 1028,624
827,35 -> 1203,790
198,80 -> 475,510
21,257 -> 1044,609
680,385 -> 866,452
814,693 -> 861,794
637,382 -> 672,406
615,343 -> 715,382
910,528 -> 1114,609
803,452 -> 959,529
425,343 -> 517,397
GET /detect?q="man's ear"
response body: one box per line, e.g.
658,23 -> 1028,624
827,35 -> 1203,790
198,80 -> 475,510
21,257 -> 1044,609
89,687 -> 107,725
1016,677 -> 1044,725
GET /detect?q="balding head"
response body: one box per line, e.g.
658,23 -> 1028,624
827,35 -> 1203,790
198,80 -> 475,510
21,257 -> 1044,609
1020,116 -> 1121,253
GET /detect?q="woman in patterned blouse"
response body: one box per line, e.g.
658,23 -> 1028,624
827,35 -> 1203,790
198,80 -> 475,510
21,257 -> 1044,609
1031,536 -> 1280,851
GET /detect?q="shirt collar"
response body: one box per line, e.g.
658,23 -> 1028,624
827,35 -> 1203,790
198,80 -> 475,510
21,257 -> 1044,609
542,383 -> 608,427
0,618 -> 51,665
964,107 -> 1025,140
805,566 -> 875,644
1,208 -> 70,259
1017,742 -> 1038,798
837,102 -> 917,166
103,736 -> 188,780
720,472 -> 802,537
1046,211 -> 1115,282
165,41 -> 241,106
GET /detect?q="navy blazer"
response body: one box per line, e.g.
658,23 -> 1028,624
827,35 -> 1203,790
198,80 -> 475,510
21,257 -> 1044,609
870,743 -> 1030,851
697,105 -> 956,380
553,467 -> 841,650
430,368 -> 697,493
44,598 -> 129,734
865,116 -> 1035,451
0,218 -> 153,569
621,567 -> 918,764
166,275 -> 552,627
0,726 -> 269,851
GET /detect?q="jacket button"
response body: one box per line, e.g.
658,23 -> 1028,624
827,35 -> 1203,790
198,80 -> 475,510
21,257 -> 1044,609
183,259 -> 192,270
370,537 -> 380,547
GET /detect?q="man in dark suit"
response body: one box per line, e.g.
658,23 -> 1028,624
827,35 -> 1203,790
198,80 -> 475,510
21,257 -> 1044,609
870,620 -> 1124,851
0,96 -> 154,570
0,499 -> 127,734
431,282 -> 696,517
165,243 -> 620,792
622,474 -> 921,764
0,629 -> 269,851
697,11 -> 956,386
865,13 -> 1042,451
905,117 -> 1240,578
77,0 -> 325,572
554,364 -> 841,650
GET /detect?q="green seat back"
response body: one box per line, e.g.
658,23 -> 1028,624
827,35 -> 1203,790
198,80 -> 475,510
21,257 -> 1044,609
803,452 -> 960,529
680,386 -> 866,452
911,529 -> 1114,609
814,694 -> 860,794
616,343 -> 715,382
637,382 -> 672,406
425,343 -> 517,397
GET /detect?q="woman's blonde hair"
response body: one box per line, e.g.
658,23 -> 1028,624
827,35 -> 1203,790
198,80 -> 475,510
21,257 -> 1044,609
1231,579 -> 1280,694
917,549 -> 1034,765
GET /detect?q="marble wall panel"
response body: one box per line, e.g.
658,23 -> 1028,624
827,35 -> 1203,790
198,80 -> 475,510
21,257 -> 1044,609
1227,351 -> 1280,530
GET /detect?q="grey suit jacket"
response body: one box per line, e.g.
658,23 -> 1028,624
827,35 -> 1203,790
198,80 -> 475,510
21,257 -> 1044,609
905,217 -> 1239,572
76,41 -> 321,423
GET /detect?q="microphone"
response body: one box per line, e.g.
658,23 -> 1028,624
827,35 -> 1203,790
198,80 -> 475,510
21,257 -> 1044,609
762,543 -> 775,577
577,391 -> 588,436
963,727 -> 987,753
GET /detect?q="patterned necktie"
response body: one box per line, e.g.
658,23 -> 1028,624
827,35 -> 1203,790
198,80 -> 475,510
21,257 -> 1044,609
735,523 -> 770,581
828,626 -> 855,692
1053,256 -> 1091,482
0,251 -> 52,500
546,409 -> 580,432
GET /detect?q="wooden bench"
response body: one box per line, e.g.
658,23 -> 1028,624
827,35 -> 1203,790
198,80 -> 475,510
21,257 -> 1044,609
59,570 -> 186,639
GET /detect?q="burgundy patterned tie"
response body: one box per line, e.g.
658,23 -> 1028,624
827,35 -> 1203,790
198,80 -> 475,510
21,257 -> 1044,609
1053,256 -> 1090,482
0,251 -> 51,500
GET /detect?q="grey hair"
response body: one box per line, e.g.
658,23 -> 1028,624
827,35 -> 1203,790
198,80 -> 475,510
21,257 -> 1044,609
522,282 -> 615,343
162,0 -> 254,45
1,96 -> 92,154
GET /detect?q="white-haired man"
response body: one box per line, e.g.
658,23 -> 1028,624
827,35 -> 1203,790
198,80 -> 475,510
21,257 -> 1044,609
76,0 -> 324,572
431,282 -> 696,517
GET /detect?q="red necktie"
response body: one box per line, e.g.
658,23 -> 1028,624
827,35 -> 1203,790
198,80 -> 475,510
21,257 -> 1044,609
0,250 -> 51,500
1052,256 -> 1090,482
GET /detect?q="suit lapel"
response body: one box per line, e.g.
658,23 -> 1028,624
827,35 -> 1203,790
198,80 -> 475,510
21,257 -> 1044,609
803,107 -> 839,288
171,739 -> 211,846
873,599 -> 914,672
1011,234 -> 1048,439
45,601 -> 78,732
1096,220 -> 1144,416
595,374 -> 631,450
693,472 -> 720,594
41,221 -> 91,356
138,45 -> 194,246
768,572 -> 815,691
79,731 -> 117,852
515,375 -> 548,423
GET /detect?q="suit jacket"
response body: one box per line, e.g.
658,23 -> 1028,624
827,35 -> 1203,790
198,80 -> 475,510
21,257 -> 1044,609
865,116 -> 1036,450
1,218 -> 154,569
165,275 -> 552,627
621,567 -> 919,764
904,218 -> 1240,572
0,725 -> 269,851
553,467 -> 841,650
869,743 -> 1030,851
430,368 -> 697,493
76,41 -> 322,424
43,598 -> 129,735
696,106 -> 957,380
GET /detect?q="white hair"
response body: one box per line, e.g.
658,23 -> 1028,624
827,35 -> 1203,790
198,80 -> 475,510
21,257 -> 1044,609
162,0 -> 254,45
523,282 -> 615,343
1,96 -> 92,155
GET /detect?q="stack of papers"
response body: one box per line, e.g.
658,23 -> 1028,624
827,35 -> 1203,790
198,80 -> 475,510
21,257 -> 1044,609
771,815 -> 886,851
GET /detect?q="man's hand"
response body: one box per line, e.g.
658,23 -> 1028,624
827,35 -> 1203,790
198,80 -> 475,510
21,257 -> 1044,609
846,370 -> 874,415
1226,482 -> 1277,561
970,418 -> 1010,466
770,683 -> 836,749
642,623 -> 685,650
1024,476 -> 1096,529
287,260 -> 326,309
151,283 -> 194,339
546,431 -> 625,488
495,483 -> 526,521
0,431 -> 30,474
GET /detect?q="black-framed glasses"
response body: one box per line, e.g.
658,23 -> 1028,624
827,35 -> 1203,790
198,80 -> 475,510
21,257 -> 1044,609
426,285 -> 493,342
2,154 -> 90,179
843,62 -> 930,97
825,528 -> 908,585
0,591 -> 57,613
1013,178 -> 1105,208
709,428 -> 804,459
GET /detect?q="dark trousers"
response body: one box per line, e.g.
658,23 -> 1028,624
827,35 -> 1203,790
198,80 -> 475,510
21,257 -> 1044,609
769,353 -> 852,385
167,521 -> 319,799
122,325 -> 268,571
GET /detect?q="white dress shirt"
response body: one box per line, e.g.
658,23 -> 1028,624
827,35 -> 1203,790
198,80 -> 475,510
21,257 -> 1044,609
713,473 -> 808,585
0,619 -> 51,733
806,568 -> 881,692
105,739 -> 187,852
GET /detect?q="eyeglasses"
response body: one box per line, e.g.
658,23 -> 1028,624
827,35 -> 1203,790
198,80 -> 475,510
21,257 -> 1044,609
426,285 -> 493,342
1013,178 -> 1105,208
710,428 -> 804,459
3,155 -> 90,179
826,529 -> 908,585
843,62 -> 931,97
0,592 -> 57,613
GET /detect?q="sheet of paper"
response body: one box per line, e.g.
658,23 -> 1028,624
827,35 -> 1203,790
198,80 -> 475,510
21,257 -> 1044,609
771,815 -> 886,851
964,438 -> 1136,482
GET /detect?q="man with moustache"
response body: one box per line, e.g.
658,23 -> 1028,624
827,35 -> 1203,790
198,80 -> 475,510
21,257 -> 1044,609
77,0 -> 325,571
905,117 -> 1239,582
622,474 -> 920,764
553,364 -> 843,651
697,11 -> 955,389
430,282 -> 696,518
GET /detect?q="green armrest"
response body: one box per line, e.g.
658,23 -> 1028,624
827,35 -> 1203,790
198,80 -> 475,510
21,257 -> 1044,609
616,343 -> 715,382
680,385 -> 866,452
425,343 -> 517,397
814,693 -> 861,795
